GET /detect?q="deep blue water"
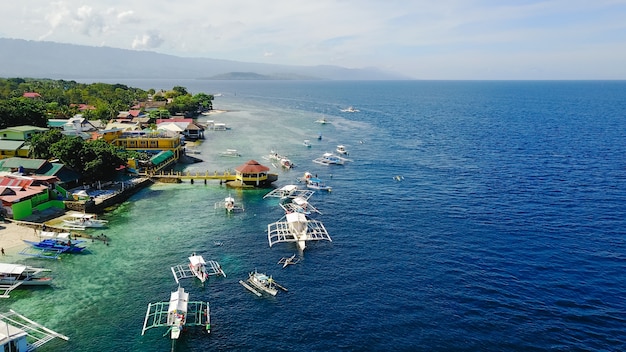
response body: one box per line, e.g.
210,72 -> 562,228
3,80 -> 626,351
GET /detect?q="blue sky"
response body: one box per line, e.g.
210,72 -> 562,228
1,0 -> 625,79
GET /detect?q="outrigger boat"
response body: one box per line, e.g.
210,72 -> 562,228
0,263 -> 53,298
219,149 -> 241,157
142,286 -> 210,340
239,269 -> 287,297
340,106 -> 359,113
313,152 -> 350,165
298,172 -> 332,192
277,254 -> 300,268
20,232 -> 87,259
280,196 -> 321,215
263,185 -> 315,202
267,151 -> 294,169
0,310 -> 69,350
267,212 -> 332,251
171,254 -> 226,284
62,212 -> 108,229
214,194 -> 244,213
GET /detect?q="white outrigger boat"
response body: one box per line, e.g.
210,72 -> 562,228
280,196 -> 321,215
62,212 -> 108,229
0,263 -> 53,298
219,149 -> 241,157
267,212 -> 332,251
142,286 -> 210,340
214,194 -> 244,213
239,270 -> 287,297
263,185 -> 315,202
313,152 -> 350,166
267,151 -> 294,169
0,310 -> 69,350
171,254 -> 226,284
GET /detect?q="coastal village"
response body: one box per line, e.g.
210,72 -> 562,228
0,80 -> 344,349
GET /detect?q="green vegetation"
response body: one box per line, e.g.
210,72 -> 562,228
0,77 -> 214,181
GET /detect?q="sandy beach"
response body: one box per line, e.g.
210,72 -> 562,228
0,221 -> 40,257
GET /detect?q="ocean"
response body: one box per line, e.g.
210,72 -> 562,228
2,80 -> 626,351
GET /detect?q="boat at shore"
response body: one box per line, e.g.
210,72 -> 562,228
0,263 -> 53,298
142,286 -> 211,340
21,231 -> 87,259
239,270 -> 287,296
62,212 -> 108,229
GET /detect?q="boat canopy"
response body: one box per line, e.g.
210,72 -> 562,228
188,255 -> 206,266
168,287 -> 189,314
0,263 -> 26,275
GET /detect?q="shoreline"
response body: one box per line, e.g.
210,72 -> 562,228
0,220 -> 40,257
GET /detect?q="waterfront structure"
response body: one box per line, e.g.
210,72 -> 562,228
228,160 -> 278,188
111,130 -> 183,160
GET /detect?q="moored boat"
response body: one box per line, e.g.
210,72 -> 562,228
142,287 -> 210,340
219,149 -> 241,157
313,152 -> 349,165
63,212 -> 108,229
239,270 -> 287,296
303,139 -> 312,148
0,263 -> 53,287
336,144 -> 348,155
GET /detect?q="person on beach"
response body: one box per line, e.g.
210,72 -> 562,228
1,248 -> 4,256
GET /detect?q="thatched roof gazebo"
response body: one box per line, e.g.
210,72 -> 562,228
229,160 -> 278,188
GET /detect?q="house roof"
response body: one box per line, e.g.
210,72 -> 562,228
0,158 -> 47,170
150,150 -> 174,165
0,125 -> 48,133
23,92 -> 41,98
0,140 -> 26,150
235,160 -> 270,173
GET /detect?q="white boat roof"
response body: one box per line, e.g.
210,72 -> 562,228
286,212 -> 307,223
168,287 -> 189,313
293,197 -> 308,206
40,231 -> 71,239
188,255 -> 206,266
0,263 -> 27,275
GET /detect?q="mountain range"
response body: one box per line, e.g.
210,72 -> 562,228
0,38 -> 410,81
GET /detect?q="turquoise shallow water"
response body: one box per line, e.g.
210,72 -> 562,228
2,80 -> 626,351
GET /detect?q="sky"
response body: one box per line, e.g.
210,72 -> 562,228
1,0 -> 626,80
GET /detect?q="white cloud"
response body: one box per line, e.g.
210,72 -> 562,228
132,31 -> 164,50
2,0 -> 626,78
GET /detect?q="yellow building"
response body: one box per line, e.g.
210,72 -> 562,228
111,131 -> 183,159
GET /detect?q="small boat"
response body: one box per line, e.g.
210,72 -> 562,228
298,172 -> 331,192
317,133 -> 322,141
214,194 -> 244,212
313,152 -> 349,165
315,117 -> 329,124
239,270 -> 287,296
267,151 -> 294,169
219,149 -> 241,157
303,140 -> 312,148
171,254 -> 226,284
63,212 -> 108,229
142,287 -> 211,340
336,145 -> 348,155
277,254 -> 301,268
340,106 -> 359,113
0,263 -> 53,298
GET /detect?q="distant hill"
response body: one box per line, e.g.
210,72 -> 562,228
0,38 -> 411,80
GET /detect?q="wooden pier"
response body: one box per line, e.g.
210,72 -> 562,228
142,170 -> 238,184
